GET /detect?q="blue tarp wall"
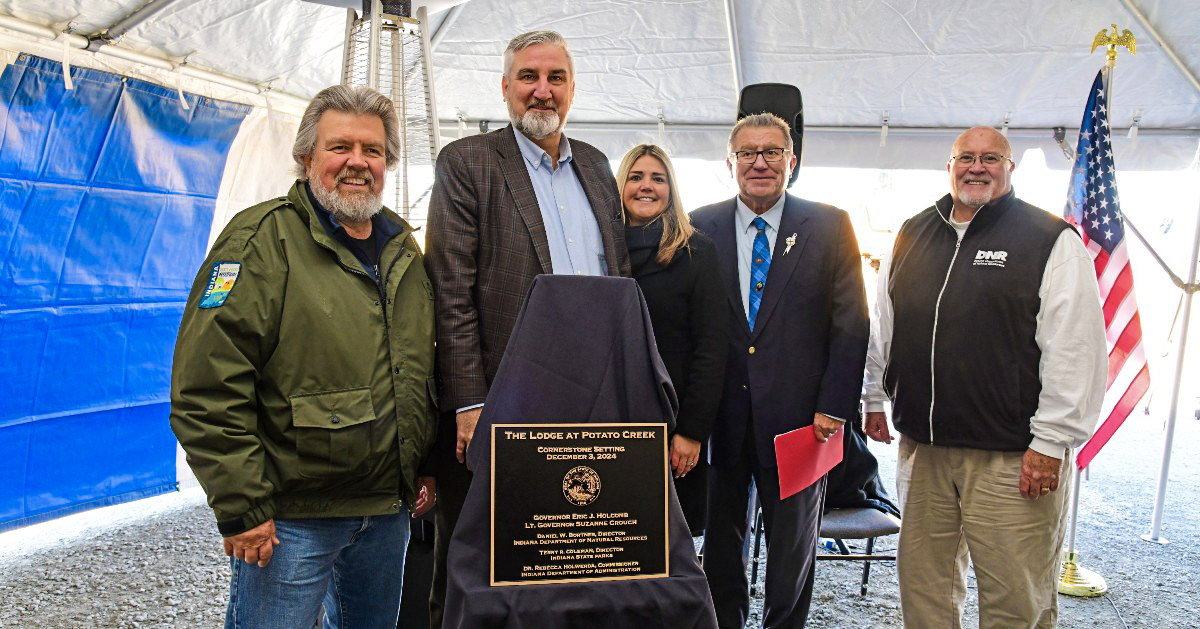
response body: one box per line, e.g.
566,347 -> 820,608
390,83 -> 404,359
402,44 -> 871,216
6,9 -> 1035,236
0,54 -> 249,530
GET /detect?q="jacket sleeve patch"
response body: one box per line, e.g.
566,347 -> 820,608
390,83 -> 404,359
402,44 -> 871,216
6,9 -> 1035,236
198,262 -> 242,309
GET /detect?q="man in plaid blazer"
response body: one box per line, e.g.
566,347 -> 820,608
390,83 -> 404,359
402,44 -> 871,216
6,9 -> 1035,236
423,30 -> 628,627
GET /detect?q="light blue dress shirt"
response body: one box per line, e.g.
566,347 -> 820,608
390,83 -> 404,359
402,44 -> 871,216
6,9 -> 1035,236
458,130 -> 608,414
734,194 -> 786,319
513,129 -> 607,276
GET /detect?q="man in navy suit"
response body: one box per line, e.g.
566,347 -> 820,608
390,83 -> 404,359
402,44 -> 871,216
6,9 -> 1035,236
691,113 -> 868,628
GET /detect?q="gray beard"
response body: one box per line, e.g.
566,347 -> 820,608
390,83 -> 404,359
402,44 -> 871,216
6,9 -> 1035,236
308,169 -> 382,224
508,104 -> 563,141
957,187 -> 993,208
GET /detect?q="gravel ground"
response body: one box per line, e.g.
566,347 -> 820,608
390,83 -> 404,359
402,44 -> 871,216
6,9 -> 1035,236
1,412 -> 1196,628
0,491 -> 228,628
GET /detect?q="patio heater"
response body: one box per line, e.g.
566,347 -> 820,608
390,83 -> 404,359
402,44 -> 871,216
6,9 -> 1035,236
341,0 -> 440,225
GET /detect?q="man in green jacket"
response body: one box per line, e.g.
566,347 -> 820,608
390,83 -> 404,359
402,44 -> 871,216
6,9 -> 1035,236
170,84 -> 437,629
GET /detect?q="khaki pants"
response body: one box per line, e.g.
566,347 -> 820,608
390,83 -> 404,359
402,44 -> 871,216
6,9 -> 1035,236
895,437 -> 1070,629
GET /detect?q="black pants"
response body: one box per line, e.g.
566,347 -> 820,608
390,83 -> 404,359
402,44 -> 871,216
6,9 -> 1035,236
703,428 -> 825,628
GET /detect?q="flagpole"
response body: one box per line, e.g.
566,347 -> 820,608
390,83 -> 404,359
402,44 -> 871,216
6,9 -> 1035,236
1060,460 -> 1108,595
1076,25 -> 1196,546
1058,24 -> 1135,597
1142,188 -> 1200,544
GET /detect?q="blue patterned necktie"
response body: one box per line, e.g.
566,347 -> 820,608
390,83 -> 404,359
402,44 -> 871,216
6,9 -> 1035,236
748,216 -> 771,331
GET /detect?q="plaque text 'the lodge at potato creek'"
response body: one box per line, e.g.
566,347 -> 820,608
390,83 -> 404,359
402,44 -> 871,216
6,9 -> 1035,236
490,423 -> 669,586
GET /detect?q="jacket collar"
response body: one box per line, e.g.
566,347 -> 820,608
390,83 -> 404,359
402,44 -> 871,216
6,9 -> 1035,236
493,125 -> 623,277
512,125 -> 573,172
305,182 -> 404,242
626,219 -> 671,278
709,194 -> 813,340
933,188 -> 1018,231
287,180 -> 411,272
495,126 -> 554,273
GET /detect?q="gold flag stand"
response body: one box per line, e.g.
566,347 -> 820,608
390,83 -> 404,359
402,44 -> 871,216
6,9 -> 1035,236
1058,25 -> 1135,598
1059,465 -> 1109,597
1059,550 -> 1108,597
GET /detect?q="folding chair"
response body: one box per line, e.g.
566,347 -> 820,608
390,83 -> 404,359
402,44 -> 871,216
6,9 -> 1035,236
816,507 -> 901,596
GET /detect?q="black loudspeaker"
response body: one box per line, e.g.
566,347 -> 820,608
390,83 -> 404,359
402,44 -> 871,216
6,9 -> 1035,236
363,0 -> 411,16
737,83 -> 803,188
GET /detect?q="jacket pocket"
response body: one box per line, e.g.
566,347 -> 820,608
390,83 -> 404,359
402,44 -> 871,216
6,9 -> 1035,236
290,387 -> 377,479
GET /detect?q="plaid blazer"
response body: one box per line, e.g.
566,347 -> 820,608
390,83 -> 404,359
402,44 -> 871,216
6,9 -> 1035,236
425,125 -> 630,411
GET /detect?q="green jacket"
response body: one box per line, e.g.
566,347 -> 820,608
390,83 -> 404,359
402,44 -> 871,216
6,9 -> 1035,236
170,181 -> 437,536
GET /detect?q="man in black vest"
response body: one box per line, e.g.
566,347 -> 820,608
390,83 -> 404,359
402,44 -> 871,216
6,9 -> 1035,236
862,126 -> 1106,628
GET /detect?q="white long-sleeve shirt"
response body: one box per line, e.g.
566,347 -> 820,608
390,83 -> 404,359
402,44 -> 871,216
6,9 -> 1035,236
862,213 -> 1108,458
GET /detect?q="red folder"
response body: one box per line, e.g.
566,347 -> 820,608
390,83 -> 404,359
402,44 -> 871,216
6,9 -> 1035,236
773,425 -> 844,500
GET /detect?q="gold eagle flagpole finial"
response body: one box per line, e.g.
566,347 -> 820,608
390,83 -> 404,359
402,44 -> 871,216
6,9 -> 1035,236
1091,23 -> 1136,68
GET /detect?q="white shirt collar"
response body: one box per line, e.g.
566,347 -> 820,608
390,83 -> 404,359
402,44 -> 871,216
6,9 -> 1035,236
735,194 -> 786,232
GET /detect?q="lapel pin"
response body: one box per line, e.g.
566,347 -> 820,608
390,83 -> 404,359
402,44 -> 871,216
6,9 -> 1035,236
784,233 -> 797,255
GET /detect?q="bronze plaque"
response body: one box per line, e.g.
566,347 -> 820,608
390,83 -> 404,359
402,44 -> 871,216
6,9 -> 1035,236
490,423 -> 669,586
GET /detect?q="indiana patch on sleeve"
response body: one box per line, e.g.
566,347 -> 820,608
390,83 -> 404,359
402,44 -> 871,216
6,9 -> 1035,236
198,262 -> 242,309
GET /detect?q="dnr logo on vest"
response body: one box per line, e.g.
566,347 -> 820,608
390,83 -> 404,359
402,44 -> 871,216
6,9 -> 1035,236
973,250 -> 1008,268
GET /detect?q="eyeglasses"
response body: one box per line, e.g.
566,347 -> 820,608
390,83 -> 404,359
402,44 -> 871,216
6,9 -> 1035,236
729,148 -> 790,164
949,153 -> 1012,167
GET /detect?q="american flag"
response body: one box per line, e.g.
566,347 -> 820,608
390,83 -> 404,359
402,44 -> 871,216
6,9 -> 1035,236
1065,69 -> 1150,470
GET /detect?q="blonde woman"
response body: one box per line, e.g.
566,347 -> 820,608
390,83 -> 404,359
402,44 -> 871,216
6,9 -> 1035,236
618,144 -> 728,536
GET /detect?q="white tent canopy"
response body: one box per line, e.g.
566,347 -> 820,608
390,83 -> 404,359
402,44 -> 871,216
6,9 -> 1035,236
0,0 -> 1196,171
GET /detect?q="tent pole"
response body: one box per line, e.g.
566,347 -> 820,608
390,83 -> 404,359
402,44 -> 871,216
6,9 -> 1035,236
1066,461 -> 1080,557
88,0 -> 182,51
721,0 -> 743,91
341,8 -> 355,84
1120,0 -> 1200,95
430,3 -> 464,51
1142,187 -> 1200,544
419,6 -> 441,156
367,0 -> 382,90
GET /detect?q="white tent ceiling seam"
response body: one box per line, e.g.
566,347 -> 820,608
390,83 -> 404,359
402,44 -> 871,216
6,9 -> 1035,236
466,122 -> 1199,137
0,13 -> 310,111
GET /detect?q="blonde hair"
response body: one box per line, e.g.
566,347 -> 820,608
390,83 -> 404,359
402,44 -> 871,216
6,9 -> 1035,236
616,144 -> 694,265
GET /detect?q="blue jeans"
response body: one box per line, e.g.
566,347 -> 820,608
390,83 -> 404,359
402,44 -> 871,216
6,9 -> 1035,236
225,513 -> 411,629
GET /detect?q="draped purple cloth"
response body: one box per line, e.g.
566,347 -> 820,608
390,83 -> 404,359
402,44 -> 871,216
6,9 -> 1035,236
443,275 -> 717,628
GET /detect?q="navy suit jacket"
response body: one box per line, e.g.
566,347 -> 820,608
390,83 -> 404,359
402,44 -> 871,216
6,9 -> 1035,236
690,194 -> 869,469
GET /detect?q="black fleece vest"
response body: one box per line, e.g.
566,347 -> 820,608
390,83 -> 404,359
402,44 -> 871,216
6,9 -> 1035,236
884,190 -> 1073,451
